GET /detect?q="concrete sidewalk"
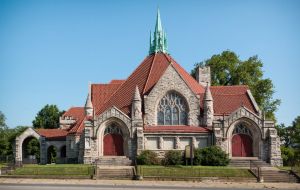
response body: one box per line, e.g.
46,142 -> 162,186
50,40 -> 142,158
0,178 -> 300,189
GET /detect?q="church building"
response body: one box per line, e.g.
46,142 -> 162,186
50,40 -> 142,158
14,10 -> 282,166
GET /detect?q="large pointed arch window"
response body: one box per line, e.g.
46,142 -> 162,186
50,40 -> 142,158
157,92 -> 188,125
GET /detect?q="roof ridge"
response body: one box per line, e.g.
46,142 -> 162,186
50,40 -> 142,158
162,52 -> 172,63
143,53 -> 157,94
210,85 -> 249,88
96,55 -> 154,115
68,116 -> 85,134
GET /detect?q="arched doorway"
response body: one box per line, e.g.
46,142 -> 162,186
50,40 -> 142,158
232,124 -> 253,157
103,123 -> 124,156
22,137 -> 40,164
47,145 -> 57,164
60,145 -> 66,158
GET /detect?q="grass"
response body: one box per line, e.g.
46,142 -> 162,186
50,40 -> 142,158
277,166 -> 292,171
11,164 -> 94,176
138,165 -> 253,178
0,163 -> 7,168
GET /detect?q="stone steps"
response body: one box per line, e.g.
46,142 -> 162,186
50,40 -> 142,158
96,166 -> 135,179
95,156 -> 132,166
229,158 -> 271,168
261,170 -> 299,183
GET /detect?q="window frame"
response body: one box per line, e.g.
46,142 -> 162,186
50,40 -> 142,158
157,91 -> 188,125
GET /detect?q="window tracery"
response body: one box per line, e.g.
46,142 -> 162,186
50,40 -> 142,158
233,123 -> 252,137
104,123 -> 123,136
157,92 -> 188,125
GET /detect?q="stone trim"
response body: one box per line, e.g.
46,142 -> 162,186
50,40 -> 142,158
95,106 -> 132,137
224,106 -> 262,128
246,90 -> 260,114
14,128 -> 45,164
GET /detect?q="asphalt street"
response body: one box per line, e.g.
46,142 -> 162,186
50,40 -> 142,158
0,183 -> 299,190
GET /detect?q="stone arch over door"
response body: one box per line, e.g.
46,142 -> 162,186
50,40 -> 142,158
96,117 -> 131,157
227,118 -> 262,158
15,128 -> 42,165
22,136 -> 40,164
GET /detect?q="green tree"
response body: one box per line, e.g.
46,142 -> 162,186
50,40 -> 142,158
275,124 -> 292,147
191,50 -> 280,120
0,111 -> 7,129
290,116 -> 300,148
32,104 -> 62,129
0,111 -> 9,157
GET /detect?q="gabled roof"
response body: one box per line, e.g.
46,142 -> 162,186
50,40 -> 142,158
92,83 -> 123,114
210,85 -> 258,115
62,107 -> 86,134
95,52 -> 205,116
62,107 -> 85,120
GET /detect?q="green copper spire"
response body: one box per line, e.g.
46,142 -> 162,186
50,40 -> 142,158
149,9 -> 168,55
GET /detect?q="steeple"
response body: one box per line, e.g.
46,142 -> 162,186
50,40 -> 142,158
149,9 -> 168,55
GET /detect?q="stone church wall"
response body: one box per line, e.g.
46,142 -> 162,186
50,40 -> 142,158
144,65 -> 201,126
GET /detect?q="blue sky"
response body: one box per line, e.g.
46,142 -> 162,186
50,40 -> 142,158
0,0 -> 299,128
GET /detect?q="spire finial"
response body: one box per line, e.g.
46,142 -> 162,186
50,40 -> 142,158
149,9 -> 168,55
204,82 -> 213,101
85,82 -> 93,116
155,8 -> 162,33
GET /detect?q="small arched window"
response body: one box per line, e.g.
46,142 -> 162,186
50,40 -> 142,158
157,92 -> 188,125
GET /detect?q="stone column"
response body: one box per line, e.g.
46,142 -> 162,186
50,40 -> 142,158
40,137 -> 47,164
14,137 -> 22,166
136,123 -> 144,155
268,129 -> 283,166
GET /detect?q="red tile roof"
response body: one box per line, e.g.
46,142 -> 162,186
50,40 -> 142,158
109,80 -> 125,84
62,107 -> 86,135
95,53 -> 205,116
68,117 -> 85,134
35,129 -> 68,139
92,83 -> 122,114
62,107 -> 85,120
210,85 -> 257,115
144,125 -> 211,133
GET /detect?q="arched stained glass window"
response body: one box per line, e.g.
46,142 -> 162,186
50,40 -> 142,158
172,107 -> 179,125
157,92 -> 188,125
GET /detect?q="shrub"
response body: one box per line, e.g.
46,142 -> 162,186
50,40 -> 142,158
193,148 -> 202,165
136,150 -> 160,165
281,146 -> 295,166
162,150 -> 183,166
197,146 -> 229,166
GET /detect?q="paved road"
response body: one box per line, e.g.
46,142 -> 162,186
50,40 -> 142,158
0,183 -> 299,190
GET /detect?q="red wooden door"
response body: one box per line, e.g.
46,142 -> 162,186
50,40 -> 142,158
232,134 -> 253,157
103,134 -> 124,156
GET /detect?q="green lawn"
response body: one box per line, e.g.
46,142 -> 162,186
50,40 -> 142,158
138,165 -> 253,178
11,164 -> 94,176
0,163 -> 7,169
277,166 -> 291,171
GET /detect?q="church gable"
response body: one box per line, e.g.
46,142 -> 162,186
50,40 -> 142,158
144,64 -> 201,126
